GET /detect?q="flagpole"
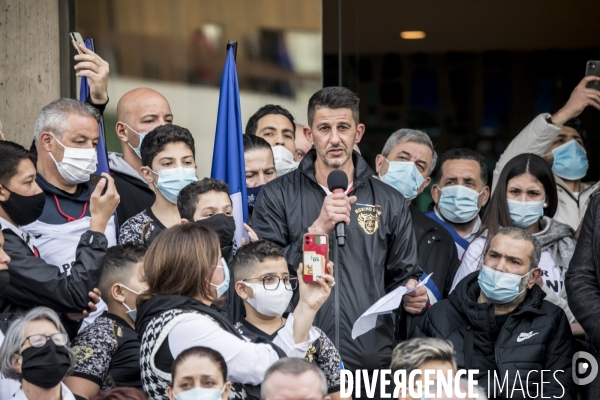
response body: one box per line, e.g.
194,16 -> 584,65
227,41 -> 238,62
87,38 -> 108,165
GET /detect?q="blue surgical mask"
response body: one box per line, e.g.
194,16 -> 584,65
175,386 -> 225,400
478,264 -> 533,304
380,160 -> 424,201
150,167 -> 197,203
507,198 -> 545,228
550,140 -> 588,180
211,258 -> 230,298
123,123 -> 148,159
437,185 -> 484,223
247,185 -> 263,214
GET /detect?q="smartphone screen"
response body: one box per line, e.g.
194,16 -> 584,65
302,234 -> 329,283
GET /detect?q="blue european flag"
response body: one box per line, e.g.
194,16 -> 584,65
78,39 -> 109,174
211,46 -> 248,246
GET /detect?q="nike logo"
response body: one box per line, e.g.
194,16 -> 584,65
516,331 -> 539,342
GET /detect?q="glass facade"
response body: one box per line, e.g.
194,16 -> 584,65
75,0 -> 322,175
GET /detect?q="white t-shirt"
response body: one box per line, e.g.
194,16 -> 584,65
451,237 -> 563,294
168,313 -> 319,386
10,383 -> 75,400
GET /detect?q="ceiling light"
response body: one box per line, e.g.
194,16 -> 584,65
400,31 -> 426,40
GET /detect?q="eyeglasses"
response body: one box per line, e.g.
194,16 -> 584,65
21,333 -> 69,348
243,275 -> 298,291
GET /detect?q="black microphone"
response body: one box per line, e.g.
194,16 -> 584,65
327,170 -> 349,247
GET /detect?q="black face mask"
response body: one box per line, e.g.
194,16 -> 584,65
195,214 -> 236,248
20,340 -> 71,388
0,187 -> 45,226
0,270 -> 10,295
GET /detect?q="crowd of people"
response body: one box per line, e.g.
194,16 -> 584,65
0,43 -> 599,400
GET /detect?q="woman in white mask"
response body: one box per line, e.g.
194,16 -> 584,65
167,346 -> 231,400
451,154 -> 581,335
232,240 -> 342,399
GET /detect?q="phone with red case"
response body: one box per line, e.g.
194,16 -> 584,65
302,233 -> 329,283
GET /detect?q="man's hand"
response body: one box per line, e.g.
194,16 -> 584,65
89,173 -> 120,233
404,279 -> 428,314
74,44 -> 109,105
66,288 -> 101,321
312,193 -> 358,234
551,76 -> 600,126
241,223 -> 259,245
297,263 -> 334,312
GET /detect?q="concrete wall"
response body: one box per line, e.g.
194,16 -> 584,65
0,0 -> 61,146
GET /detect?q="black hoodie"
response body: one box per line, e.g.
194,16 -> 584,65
253,149 -> 420,372
413,271 -> 574,399
136,295 -> 285,400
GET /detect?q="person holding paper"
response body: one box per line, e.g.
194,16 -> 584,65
375,129 -> 459,340
412,226 -> 573,399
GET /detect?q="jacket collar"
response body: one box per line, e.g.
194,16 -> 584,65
298,148 -> 375,189
36,173 -> 90,200
449,271 -> 547,329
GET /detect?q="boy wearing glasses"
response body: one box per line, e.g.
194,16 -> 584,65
232,240 -> 342,399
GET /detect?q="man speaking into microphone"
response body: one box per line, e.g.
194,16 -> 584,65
253,87 -> 427,387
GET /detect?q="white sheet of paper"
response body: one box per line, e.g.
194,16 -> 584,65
351,273 -> 433,339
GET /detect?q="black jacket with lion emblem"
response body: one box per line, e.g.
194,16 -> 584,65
253,149 -> 420,372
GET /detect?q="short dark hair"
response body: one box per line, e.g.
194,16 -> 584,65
98,244 -> 147,297
261,358 -> 327,399
91,387 -> 148,400
177,178 -> 231,221
307,87 -> 359,127
0,141 -> 36,186
435,148 -> 488,185
231,240 -> 285,281
483,226 -> 541,270
243,134 -> 273,154
245,105 -> 296,137
140,124 -> 195,168
171,346 -> 228,384
479,153 -> 558,237
563,118 -> 587,143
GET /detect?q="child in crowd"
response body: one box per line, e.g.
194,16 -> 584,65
119,124 -> 197,246
178,178 -> 259,323
65,244 -> 147,398
232,240 -> 342,399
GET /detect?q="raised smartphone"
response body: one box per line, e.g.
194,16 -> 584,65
302,233 -> 329,283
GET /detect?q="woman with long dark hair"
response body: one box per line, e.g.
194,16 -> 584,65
135,223 -> 334,399
451,154 -> 579,333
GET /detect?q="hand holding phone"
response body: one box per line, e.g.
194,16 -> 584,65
69,32 -> 85,55
585,61 -> 600,91
89,173 -> 120,233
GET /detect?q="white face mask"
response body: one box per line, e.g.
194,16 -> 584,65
243,281 -> 293,317
272,146 -> 298,177
120,284 -> 142,322
48,133 -> 97,184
